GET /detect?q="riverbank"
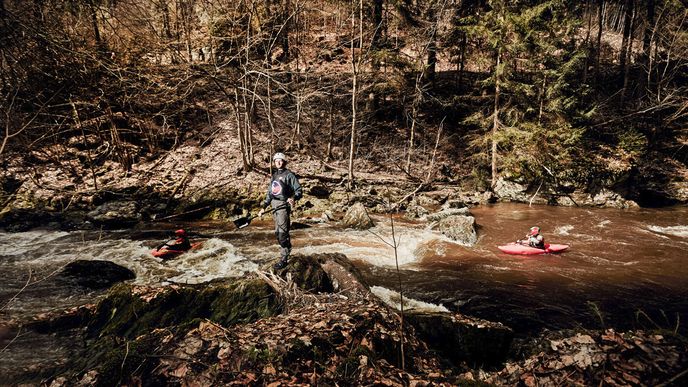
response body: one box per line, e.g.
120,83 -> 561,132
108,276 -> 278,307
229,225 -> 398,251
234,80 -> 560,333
3,253 -> 686,386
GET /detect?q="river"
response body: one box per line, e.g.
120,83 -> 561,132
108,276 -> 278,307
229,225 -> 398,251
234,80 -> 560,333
1,203 -> 687,372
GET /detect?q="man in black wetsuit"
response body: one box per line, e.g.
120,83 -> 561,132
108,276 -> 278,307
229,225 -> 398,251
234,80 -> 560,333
258,152 -> 302,270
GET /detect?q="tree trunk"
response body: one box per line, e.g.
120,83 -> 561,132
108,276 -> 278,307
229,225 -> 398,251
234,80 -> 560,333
640,0 -> 654,66
619,0 -> 634,88
88,1 -> 102,48
595,0 -> 604,81
161,0 -> 173,39
425,6 -> 437,85
347,0 -> 361,190
234,88 -> 250,172
281,0 -> 291,61
639,0 -> 655,94
372,0 -> 384,49
406,103 -> 417,174
583,0 -> 594,83
458,31 -> 466,87
491,48 -> 501,189
182,0 -> 193,61
326,90 -> 334,162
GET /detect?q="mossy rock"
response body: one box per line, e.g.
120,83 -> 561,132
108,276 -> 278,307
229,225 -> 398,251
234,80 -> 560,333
272,254 -> 334,293
87,279 -> 281,339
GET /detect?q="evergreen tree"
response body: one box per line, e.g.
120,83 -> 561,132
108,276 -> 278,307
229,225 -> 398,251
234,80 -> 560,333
464,0 -> 591,190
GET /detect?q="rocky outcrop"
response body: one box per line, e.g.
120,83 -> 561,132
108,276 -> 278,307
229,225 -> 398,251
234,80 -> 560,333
341,201 -> 375,229
86,200 -> 141,228
406,311 -> 514,367
431,214 -> 478,246
490,176 -> 646,208
494,178 -> 541,204
58,260 -> 135,289
425,207 -> 471,222
270,254 -> 335,293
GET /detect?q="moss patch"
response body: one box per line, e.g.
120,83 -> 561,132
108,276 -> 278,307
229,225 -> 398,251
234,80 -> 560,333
87,279 -> 281,339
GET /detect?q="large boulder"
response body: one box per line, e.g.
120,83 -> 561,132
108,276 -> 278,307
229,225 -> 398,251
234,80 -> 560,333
431,214 -> 478,246
425,207 -> 471,222
270,254 -> 335,293
406,311 -> 513,367
341,202 -> 375,230
58,260 -> 135,289
493,178 -> 532,203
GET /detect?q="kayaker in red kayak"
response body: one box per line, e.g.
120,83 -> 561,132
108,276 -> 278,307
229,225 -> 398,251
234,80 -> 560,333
160,229 -> 192,252
517,226 -> 545,249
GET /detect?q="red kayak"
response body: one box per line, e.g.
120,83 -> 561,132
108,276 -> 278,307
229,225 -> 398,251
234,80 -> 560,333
497,243 -> 569,255
151,242 -> 203,259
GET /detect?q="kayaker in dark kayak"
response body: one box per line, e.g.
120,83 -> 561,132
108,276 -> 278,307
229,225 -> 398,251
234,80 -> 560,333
161,229 -> 192,252
517,226 -> 545,249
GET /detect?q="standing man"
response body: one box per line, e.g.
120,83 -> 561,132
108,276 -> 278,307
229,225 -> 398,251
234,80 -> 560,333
258,152 -> 302,270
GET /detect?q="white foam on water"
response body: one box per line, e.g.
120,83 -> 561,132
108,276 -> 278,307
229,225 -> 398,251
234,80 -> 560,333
647,225 -> 688,238
596,220 -> 612,228
165,238 -> 258,284
3,231 -> 256,284
370,285 -> 450,313
297,226 -> 451,268
0,230 -> 71,257
554,225 -> 574,235
481,264 -> 511,271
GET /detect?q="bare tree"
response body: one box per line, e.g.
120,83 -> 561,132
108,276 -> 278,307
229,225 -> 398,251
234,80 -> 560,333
348,0 -> 363,190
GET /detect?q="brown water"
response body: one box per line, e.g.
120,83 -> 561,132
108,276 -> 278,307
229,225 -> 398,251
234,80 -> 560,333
1,203 -> 687,342
354,203 -> 688,336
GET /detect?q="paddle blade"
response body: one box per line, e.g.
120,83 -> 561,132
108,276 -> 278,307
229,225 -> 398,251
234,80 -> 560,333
233,216 -> 251,229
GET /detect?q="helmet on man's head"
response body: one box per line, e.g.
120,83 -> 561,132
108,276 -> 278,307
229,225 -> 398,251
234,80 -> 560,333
530,226 -> 540,236
175,229 -> 187,236
273,152 -> 287,162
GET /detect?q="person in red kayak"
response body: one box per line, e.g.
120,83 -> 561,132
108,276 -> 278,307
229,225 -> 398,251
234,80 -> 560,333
162,229 -> 192,251
518,226 -> 545,249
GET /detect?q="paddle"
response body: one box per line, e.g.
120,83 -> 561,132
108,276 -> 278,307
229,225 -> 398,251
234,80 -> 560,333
233,204 -> 289,229
155,239 -> 174,251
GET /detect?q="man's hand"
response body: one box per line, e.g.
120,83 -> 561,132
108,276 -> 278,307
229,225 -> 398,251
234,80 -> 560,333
287,198 -> 295,207
258,208 -> 265,218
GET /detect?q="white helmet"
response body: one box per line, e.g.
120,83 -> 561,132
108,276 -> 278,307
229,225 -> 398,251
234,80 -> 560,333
273,152 -> 286,162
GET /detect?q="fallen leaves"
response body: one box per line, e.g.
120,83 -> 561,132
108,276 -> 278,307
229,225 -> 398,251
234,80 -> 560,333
484,328 -> 687,386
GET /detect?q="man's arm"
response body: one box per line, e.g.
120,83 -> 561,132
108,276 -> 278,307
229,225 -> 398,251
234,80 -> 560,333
289,173 -> 302,201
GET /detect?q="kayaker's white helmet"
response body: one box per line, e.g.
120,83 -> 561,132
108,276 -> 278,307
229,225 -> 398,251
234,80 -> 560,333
273,152 -> 286,162
530,226 -> 540,236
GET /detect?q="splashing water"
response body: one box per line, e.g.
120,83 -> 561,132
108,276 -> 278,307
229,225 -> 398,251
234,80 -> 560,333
371,285 -> 450,313
647,225 -> 688,238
